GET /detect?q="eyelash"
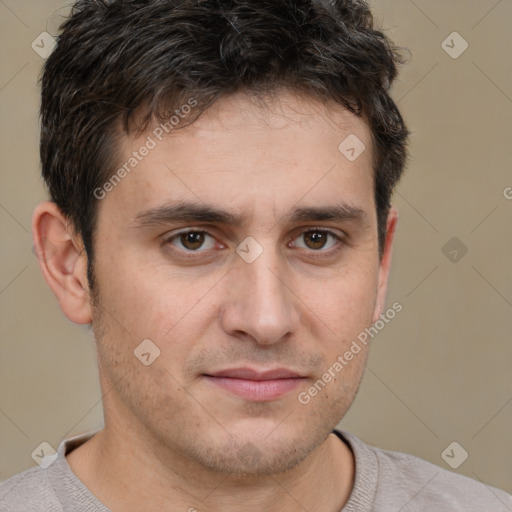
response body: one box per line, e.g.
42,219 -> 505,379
162,228 -> 346,259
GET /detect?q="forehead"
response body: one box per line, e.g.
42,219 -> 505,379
100,90 -> 375,227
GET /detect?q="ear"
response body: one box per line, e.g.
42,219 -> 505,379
372,207 -> 398,323
32,201 -> 92,324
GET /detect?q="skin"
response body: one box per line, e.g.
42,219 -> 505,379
33,89 -> 398,512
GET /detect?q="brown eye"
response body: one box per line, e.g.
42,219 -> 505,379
303,231 -> 329,250
293,230 -> 339,251
180,232 -> 205,250
167,231 -> 216,251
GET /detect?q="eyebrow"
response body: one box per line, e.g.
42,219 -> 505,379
133,200 -> 368,228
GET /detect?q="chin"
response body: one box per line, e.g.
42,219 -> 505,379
192,438 -> 315,477
182,420 -> 332,477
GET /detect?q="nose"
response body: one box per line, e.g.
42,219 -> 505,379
219,245 -> 300,346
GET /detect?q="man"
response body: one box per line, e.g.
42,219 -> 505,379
1,0 -> 511,510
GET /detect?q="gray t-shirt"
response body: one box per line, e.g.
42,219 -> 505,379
1,429 -> 511,511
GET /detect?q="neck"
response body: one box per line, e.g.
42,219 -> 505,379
66,422 -> 354,512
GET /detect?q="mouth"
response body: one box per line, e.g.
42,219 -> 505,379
202,367 -> 307,402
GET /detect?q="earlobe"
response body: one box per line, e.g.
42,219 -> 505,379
373,207 -> 399,323
32,201 -> 92,324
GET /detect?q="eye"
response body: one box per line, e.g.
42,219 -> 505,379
291,229 -> 341,252
166,230 -> 217,252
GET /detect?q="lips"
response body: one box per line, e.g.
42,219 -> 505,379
203,367 -> 306,401
207,367 -> 302,380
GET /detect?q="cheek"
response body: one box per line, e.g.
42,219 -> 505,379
311,264 -> 379,335
93,250 -> 190,333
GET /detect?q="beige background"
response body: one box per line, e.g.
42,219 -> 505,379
1,0 -> 511,497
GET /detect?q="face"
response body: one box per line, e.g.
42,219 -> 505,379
89,90 -> 392,476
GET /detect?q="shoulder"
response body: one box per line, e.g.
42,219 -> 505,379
338,430 -> 512,512
0,430 -> 105,512
0,463 -> 62,512
375,446 -> 511,510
